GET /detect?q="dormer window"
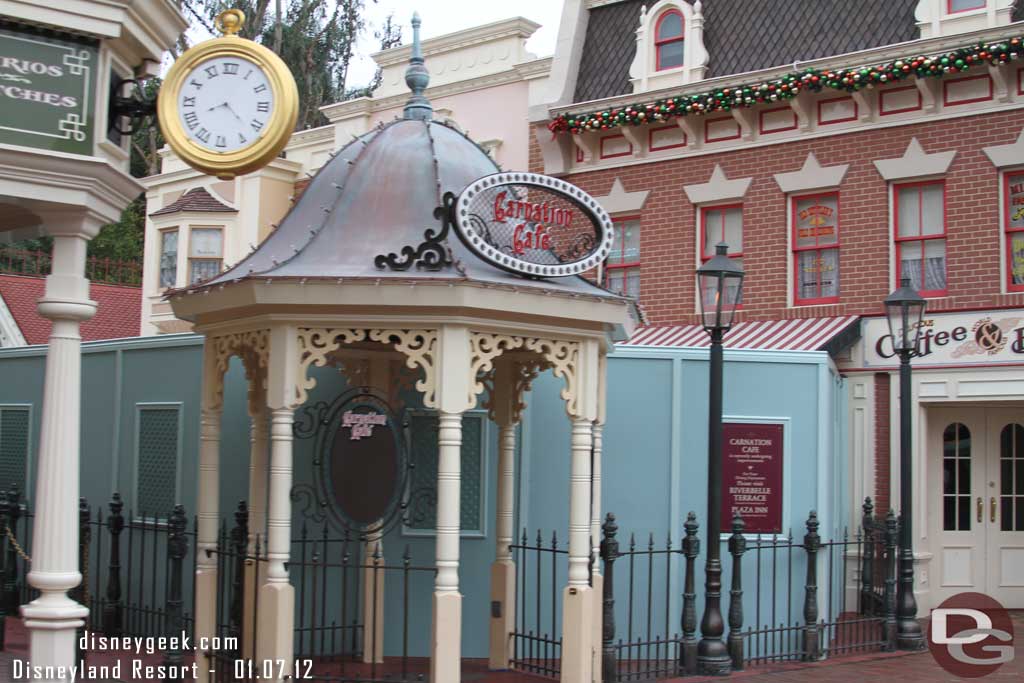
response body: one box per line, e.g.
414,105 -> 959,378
949,0 -> 985,11
655,10 -> 685,70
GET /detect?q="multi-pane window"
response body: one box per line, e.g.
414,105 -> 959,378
189,228 -> 223,284
942,422 -> 971,531
159,229 -> 178,289
793,193 -> 840,304
605,218 -> 641,298
0,407 -> 29,495
406,412 -> 484,534
655,10 -> 684,70
701,205 -> 743,267
999,423 -> 1024,531
949,0 -> 985,12
1005,172 -> 1024,292
895,182 -> 946,296
136,406 -> 180,518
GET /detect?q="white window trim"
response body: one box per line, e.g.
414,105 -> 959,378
401,408 -> 489,539
133,402 -> 184,521
628,0 -> 708,93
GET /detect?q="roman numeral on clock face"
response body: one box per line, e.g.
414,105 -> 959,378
184,111 -> 199,129
190,79 -> 203,89
223,62 -> 239,75
205,65 -> 218,78
196,128 -> 211,143
238,132 -> 248,144
215,135 -> 226,148
251,119 -> 264,131
183,96 -> 195,108
257,101 -> 270,113
253,84 -> 267,94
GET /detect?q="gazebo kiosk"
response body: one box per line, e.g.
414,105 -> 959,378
169,17 -> 634,683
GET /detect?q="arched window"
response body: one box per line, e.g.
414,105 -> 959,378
655,9 -> 685,71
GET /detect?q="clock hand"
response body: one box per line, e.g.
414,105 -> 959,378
222,101 -> 245,124
206,101 -> 228,112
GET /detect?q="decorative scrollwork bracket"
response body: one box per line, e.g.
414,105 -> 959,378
374,192 -> 456,272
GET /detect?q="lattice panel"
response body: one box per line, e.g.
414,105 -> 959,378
407,413 -> 484,532
0,409 -> 28,494
136,408 -> 179,517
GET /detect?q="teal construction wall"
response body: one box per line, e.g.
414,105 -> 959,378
0,335 -> 847,660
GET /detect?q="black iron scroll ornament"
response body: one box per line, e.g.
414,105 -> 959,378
291,387 -> 431,539
374,192 -> 456,272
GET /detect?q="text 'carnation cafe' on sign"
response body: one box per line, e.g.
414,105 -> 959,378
453,172 -> 614,278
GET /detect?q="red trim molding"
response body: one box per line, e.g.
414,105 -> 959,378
879,85 -> 922,116
942,74 -> 994,107
704,116 -> 741,143
817,96 -> 858,126
599,133 -> 633,159
648,125 -> 687,151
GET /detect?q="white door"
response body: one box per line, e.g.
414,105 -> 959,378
985,409 -> 1024,607
930,407 -> 1024,607
930,408 -> 987,605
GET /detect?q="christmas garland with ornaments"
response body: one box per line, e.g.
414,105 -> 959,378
548,36 -> 1024,135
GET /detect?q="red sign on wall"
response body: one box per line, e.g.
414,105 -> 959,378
721,423 -> 784,534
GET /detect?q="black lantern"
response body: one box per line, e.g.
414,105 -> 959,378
695,241 -> 745,675
884,275 -> 927,651
697,243 -> 745,332
884,277 -> 926,354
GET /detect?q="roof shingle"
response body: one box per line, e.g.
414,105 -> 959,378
574,0 -> 921,104
149,187 -> 236,216
0,274 -> 141,344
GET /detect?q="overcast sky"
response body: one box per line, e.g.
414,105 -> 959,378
347,0 -> 562,87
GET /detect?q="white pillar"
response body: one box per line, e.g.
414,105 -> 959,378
21,232 -> 95,681
257,408 -> 295,682
193,345 -> 223,683
590,421 -> 604,683
242,400 -> 268,660
489,389 -> 517,670
431,411 -> 463,683
561,417 -> 594,683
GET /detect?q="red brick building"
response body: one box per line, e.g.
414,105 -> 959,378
531,0 -> 1024,609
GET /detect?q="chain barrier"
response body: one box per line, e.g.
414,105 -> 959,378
4,524 -> 29,563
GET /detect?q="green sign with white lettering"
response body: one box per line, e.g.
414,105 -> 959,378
0,26 -> 98,155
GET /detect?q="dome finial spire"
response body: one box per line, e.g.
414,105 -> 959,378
403,11 -> 433,121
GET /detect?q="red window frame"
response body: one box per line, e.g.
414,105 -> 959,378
1004,171 -> 1024,292
605,216 -> 641,297
893,180 -> 948,297
948,0 -> 985,13
655,9 -> 685,71
700,205 -> 743,309
792,192 -> 841,305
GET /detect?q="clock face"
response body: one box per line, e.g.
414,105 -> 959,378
177,55 -> 275,153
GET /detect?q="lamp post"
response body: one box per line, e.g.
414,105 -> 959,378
696,242 -> 745,675
883,276 -> 926,652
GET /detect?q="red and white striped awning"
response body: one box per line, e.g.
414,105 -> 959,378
621,315 -> 860,353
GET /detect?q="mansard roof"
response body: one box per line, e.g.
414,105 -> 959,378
574,0 -> 922,103
149,187 -> 236,217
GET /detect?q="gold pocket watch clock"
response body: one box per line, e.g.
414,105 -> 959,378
157,9 -> 299,180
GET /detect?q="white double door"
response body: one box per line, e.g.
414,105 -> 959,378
929,407 -> 1024,607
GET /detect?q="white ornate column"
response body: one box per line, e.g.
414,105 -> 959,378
193,340 -> 225,683
489,359 -> 518,669
257,325 -> 299,682
21,223 -> 99,681
560,339 -> 600,683
242,378 -> 268,660
591,352 -> 607,683
431,324 -> 471,683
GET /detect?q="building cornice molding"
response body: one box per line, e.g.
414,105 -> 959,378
983,126 -> 1024,168
0,144 -> 143,224
323,68 -> 540,123
774,153 -> 850,194
545,23 -> 1024,121
873,137 -> 955,181
683,164 -> 752,204
371,17 -> 541,68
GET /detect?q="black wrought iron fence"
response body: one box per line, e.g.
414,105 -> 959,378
207,501 -> 434,683
508,529 -> 569,678
600,498 -> 898,681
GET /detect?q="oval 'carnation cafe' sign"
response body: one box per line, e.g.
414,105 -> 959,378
453,172 -> 614,278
